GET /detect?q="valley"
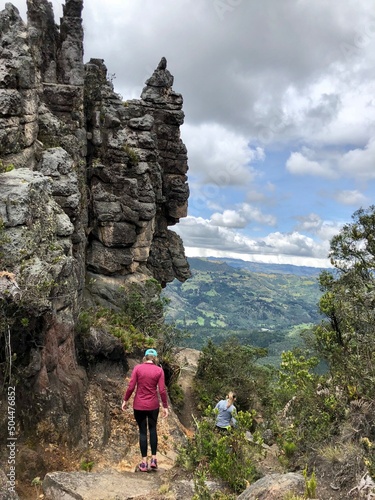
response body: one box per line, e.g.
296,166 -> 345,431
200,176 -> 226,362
163,257 -> 326,365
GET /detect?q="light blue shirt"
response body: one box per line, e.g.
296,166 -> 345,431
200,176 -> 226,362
215,399 -> 237,428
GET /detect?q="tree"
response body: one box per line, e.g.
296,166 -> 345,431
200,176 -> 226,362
313,206 -> 375,398
194,337 -> 271,412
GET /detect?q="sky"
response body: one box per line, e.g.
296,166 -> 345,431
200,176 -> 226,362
6,0 -> 375,268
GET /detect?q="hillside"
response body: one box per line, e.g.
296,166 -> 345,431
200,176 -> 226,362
163,257 -> 324,363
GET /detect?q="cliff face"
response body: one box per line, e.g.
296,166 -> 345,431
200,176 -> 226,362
0,0 -> 190,448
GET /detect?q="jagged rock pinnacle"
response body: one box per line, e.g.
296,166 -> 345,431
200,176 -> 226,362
157,57 -> 167,70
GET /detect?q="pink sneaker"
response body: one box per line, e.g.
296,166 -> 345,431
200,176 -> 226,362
139,462 -> 148,472
150,458 -> 158,469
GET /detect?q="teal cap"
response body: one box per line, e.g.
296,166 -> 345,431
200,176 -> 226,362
145,348 -> 158,357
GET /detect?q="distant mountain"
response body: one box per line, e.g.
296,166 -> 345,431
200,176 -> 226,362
163,257 -> 325,364
193,256 -> 327,277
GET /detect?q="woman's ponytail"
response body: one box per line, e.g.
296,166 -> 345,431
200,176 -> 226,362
226,391 -> 236,407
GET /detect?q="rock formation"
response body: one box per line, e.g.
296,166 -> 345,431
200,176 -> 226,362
0,0 -> 190,464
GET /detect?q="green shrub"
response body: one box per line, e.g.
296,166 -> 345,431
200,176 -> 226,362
177,407 -> 260,494
303,466 -> 317,498
0,160 -> 14,173
194,337 -> 272,413
168,382 -> 185,411
80,459 -> 94,472
272,348 -> 346,454
76,280 -> 183,358
123,144 -> 139,166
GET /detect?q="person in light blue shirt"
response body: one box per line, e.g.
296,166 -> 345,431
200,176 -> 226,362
215,391 -> 237,431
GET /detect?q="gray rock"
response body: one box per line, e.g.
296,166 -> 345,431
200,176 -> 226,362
0,469 -> 19,499
43,470 -> 157,500
0,0 -> 191,456
0,89 -> 22,115
42,469 -> 226,500
236,473 -> 305,500
128,114 -> 154,130
56,212 -> 74,236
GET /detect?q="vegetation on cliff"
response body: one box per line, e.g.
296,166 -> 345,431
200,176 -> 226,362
178,205 -> 375,497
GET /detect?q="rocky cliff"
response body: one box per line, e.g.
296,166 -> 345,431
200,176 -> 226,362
0,0 -> 190,458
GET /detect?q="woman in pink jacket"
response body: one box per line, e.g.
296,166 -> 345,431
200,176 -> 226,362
122,348 -> 169,472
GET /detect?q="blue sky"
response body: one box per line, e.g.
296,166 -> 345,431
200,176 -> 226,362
8,0 -> 375,267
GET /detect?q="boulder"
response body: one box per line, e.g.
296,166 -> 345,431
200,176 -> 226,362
236,472 -> 305,499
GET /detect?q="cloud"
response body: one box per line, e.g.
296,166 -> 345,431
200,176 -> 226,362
294,213 -> 344,242
334,189 -> 368,206
262,231 -> 327,258
338,137 -> 375,180
174,216 -> 331,267
210,203 -> 277,228
294,213 -> 324,233
246,185 -> 276,205
7,0 -> 374,268
210,210 -> 247,228
285,152 -> 336,178
182,123 -> 264,187
286,135 -> 375,183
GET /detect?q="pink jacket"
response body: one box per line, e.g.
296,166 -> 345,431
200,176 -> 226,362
123,362 -> 168,410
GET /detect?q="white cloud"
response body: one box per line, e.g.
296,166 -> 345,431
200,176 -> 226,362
174,216 -> 331,267
238,203 -> 277,226
334,189 -> 368,206
294,213 -> 344,243
285,152 -> 336,178
338,137 -> 375,180
210,203 -> 276,228
210,210 -> 247,228
182,123 -> 264,186
286,135 -> 375,182
262,232 -> 325,258
316,222 -> 344,244
294,213 -> 323,233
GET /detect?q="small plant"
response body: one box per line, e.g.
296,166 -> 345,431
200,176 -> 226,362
76,310 -> 93,336
0,217 -> 10,263
91,157 -> 102,168
303,466 -> 317,498
361,437 -> 375,480
80,459 -> 94,472
318,442 -> 358,464
0,160 -> 15,173
123,144 -> 139,166
31,476 -> 43,497
158,482 -> 172,496
283,440 -> 297,458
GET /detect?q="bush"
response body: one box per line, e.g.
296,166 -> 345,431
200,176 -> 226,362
273,349 -> 347,458
168,382 -> 185,411
177,407 -> 261,494
194,337 -> 273,414
0,160 -> 14,174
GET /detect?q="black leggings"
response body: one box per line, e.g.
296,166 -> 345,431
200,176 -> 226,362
133,408 -> 159,457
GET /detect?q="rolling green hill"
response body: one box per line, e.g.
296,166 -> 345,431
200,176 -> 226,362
163,257 -> 325,365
